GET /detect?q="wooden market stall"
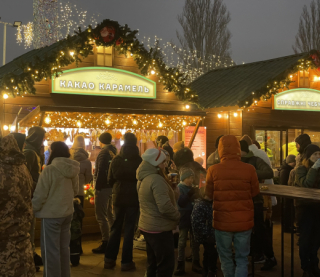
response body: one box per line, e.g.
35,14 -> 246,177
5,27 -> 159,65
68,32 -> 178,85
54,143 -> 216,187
0,19 -> 206,237
192,51 -> 320,169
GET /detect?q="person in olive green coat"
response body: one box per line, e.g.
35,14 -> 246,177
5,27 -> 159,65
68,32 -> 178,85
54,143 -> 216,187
137,148 -> 180,277
295,144 -> 320,277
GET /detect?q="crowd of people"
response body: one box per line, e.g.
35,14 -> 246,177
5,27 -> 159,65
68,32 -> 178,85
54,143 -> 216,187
1,128 -> 320,277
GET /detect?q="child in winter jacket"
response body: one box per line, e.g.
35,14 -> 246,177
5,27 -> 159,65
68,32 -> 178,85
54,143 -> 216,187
192,196 -> 218,277
70,198 -> 85,266
175,168 -> 201,276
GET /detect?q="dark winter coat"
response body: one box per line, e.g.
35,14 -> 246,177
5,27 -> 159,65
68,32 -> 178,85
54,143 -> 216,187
295,164 -> 320,207
280,160 -> 294,186
94,144 -> 117,191
191,198 -> 215,244
177,183 -> 194,229
108,144 -> 142,207
70,148 -> 93,196
23,127 -> 46,189
241,151 -> 274,204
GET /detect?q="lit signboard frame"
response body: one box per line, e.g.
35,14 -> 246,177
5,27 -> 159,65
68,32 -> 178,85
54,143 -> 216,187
52,67 -> 156,99
273,88 -> 320,112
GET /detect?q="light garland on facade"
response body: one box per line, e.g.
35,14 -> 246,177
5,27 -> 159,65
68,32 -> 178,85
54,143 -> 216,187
23,111 -> 200,131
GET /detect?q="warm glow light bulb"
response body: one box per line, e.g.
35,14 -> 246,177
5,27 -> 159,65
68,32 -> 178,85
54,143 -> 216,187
218,114 -> 222,118
105,118 -> 111,125
45,116 -> 51,124
159,122 -> 163,128
69,51 -> 75,56
3,93 -> 8,99
234,112 -> 238,117
77,121 -> 81,127
182,121 -> 187,126
133,119 -> 138,125
185,104 -> 190,109
3,125 -> 8,131
151,70 -> 155,75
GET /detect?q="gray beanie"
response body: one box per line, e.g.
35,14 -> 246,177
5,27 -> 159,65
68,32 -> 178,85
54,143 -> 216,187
180,167 -> 195,181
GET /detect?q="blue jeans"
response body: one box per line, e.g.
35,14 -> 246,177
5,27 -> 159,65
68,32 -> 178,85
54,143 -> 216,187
215,229 -> 252,277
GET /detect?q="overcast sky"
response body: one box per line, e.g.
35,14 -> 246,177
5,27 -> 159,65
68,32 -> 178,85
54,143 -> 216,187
0,0 -> 314,66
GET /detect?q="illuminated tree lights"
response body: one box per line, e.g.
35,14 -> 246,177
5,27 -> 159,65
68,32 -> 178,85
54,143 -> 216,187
2,19 -> 199,104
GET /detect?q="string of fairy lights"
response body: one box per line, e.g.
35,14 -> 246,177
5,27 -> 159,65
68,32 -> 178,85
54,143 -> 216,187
25,112 -> 201,131
139,36 -> 235,83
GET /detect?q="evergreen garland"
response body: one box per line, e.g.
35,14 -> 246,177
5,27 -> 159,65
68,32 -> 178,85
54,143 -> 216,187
0,19 -> 198,104
238,50 -> 320,108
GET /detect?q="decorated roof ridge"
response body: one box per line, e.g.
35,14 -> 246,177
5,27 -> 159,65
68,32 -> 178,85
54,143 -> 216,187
191,50 -> 320,109
0,19 -> 198,105
192,52 -> 308,82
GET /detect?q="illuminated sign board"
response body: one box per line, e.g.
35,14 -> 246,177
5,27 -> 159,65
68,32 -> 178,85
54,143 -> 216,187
52,67 -> 156,99
273,88 -> 320,112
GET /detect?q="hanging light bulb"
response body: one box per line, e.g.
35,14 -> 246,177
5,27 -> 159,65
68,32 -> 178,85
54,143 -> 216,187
44,115 -> 51,124
76,120 -> 81,127
105,118 -> 111,125
158,121 -> 163,128
182,120 -> 187,126
69,51 -> 75,56
132,117 -> 138,125
3,93 -> 8,99
3,125 -> 8,131
185,104 -> 190,109
218,114 -> 222,118
233,112 -> 238,117
151,70 -> 155,75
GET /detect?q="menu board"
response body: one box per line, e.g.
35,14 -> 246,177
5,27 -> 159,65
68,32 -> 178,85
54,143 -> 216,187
184,126 -> 207,169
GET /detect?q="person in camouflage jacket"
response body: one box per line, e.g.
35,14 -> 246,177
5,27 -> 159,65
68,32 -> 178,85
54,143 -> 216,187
0,134 -> 35,277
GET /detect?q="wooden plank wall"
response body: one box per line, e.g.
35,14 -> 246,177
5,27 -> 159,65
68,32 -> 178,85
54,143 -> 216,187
2,45 -> 190,238
204,108 -> 242,158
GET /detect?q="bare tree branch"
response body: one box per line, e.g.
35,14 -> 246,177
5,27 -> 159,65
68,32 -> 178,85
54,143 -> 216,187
293,0 -> 320,53
176,0 -> 232,72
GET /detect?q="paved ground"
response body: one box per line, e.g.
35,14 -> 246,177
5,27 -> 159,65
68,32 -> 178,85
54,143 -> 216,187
35,222 -> 304,277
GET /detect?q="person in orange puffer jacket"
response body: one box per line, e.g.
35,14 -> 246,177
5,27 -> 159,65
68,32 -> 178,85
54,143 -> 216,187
206,135 -> 260,277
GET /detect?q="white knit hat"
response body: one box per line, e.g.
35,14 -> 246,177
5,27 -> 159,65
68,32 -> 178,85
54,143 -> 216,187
142,148 -> 166,166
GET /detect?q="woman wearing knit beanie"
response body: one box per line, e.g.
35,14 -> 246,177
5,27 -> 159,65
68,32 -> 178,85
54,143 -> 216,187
136,148 -> 180,277
295,144 -> 320,277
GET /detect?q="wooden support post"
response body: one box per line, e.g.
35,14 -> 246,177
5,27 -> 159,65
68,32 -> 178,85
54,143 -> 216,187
15,107 -> 22,130
188,118 -> 202,148
39,112 -> 45,127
